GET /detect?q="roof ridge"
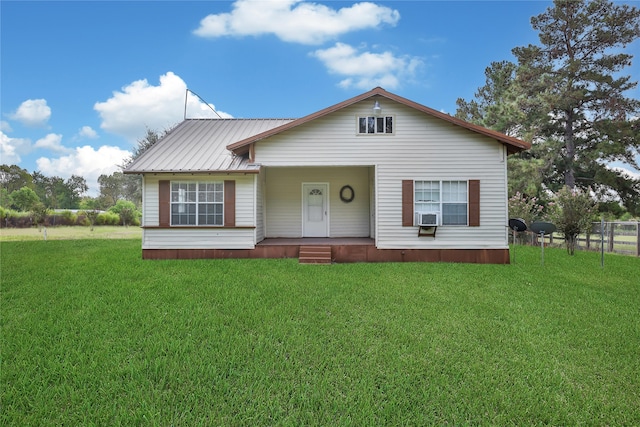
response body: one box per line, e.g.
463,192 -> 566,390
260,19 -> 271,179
185,117 -> 298,121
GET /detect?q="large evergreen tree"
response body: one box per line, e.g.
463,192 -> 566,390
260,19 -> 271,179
457,0 -> 640,213
456,61 -> 548,198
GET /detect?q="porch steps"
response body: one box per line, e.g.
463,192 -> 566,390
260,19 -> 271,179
299,246 -> 332,264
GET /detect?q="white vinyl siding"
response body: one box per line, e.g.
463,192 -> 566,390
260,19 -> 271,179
264,167 -> 370,238
140,174 -> 257,249
256,100 -> 508,249
140,98 -> 510,251
255,173 -> 265,242
142,176 -> 160,226
142,228 -> 255,250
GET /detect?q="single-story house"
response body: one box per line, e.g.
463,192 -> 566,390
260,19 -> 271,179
124,87 -> 530,263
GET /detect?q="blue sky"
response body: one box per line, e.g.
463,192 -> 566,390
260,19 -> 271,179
1,0 -> 638,195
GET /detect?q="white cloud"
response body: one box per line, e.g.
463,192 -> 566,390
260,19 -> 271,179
94,72 -> 229,142
34,133 -> 70,153
193,0 -> 400,45
0,131 -> 31,164
311,42 -> 423,90
36,145 -> 132,196
186,94 -> 233,120
9,99 -> 51,127
0,121 -> 13,133
77,126 -> 98,139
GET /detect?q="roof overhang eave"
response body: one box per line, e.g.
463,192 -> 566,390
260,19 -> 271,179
505,144 -> 530,155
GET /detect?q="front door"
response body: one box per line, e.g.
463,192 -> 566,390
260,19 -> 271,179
302,183 -> 328,237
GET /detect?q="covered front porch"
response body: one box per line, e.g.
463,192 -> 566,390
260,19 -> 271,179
261,166 -> 375,240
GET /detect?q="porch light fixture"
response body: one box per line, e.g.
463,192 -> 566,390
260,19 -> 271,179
372,100 -> 382,116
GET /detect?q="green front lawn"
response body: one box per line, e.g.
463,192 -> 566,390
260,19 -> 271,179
2,240 -> 639,425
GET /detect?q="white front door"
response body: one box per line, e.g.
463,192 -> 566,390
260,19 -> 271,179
302,183 -> 328,237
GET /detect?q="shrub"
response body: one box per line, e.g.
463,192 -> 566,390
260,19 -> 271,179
96,212 -> 120,226
31,203 -> 49,230
508,192 -> 545,228
77,215 -> 90,227
548,187 -> 598,255
3,210 -> 31,227
79,210 -> 99,230
59,210 -> 78,226
508,192 -> 545,243
0,207 -> 7,226
108,200 -> 140,227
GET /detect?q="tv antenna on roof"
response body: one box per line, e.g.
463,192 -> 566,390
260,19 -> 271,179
184,89 -> 223,120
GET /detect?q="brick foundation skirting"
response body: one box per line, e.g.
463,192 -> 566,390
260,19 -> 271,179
142,246 -> 510,264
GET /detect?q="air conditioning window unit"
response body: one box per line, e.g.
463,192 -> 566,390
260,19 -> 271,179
415,212 -> 439,227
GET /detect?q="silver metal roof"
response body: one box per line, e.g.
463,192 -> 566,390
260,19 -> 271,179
124,118 -> 295,174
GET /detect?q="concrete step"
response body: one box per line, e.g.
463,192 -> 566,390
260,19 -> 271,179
299,246 -> 332,264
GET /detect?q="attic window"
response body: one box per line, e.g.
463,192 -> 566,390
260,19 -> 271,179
358,116 -> 393,134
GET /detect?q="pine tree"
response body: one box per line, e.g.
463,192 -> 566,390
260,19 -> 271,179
457,0 -> 640,214
513,0 -> 640,194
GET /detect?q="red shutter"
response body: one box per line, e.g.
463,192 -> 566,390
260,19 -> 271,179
402,180 -> 414,227
469,180 -> 480,227
224,180 -> 235,227
159,180 -> 170,227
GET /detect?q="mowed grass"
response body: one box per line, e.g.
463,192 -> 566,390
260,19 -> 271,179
2,240 -> 639,425
0,226 -> 142,242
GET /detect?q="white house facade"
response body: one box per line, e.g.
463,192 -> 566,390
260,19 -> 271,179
125,88 -> 530,263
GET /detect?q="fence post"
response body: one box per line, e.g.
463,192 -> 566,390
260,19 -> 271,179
601,219 -> 605,267
636,223 -> 640,257
608,223 -> 615,253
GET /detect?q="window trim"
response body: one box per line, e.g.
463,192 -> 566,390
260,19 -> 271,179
170,181 -> 224,226
158,179 -> 237,228
406,179 -> 481,227
413,180 -> 469,226
356,115 -> 394,135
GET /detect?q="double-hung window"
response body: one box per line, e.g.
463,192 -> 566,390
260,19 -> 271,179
358,116 -> 393,134
415,180 -> 468,225
171,182 -> 223,226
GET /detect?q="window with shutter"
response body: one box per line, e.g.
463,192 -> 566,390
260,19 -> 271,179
158,179 -> 236,227
402,179 -> 480,227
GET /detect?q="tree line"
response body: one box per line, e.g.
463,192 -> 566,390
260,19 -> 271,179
0,129 -> 164,228
0,163 -> 143,214
0,129 -> 163,214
